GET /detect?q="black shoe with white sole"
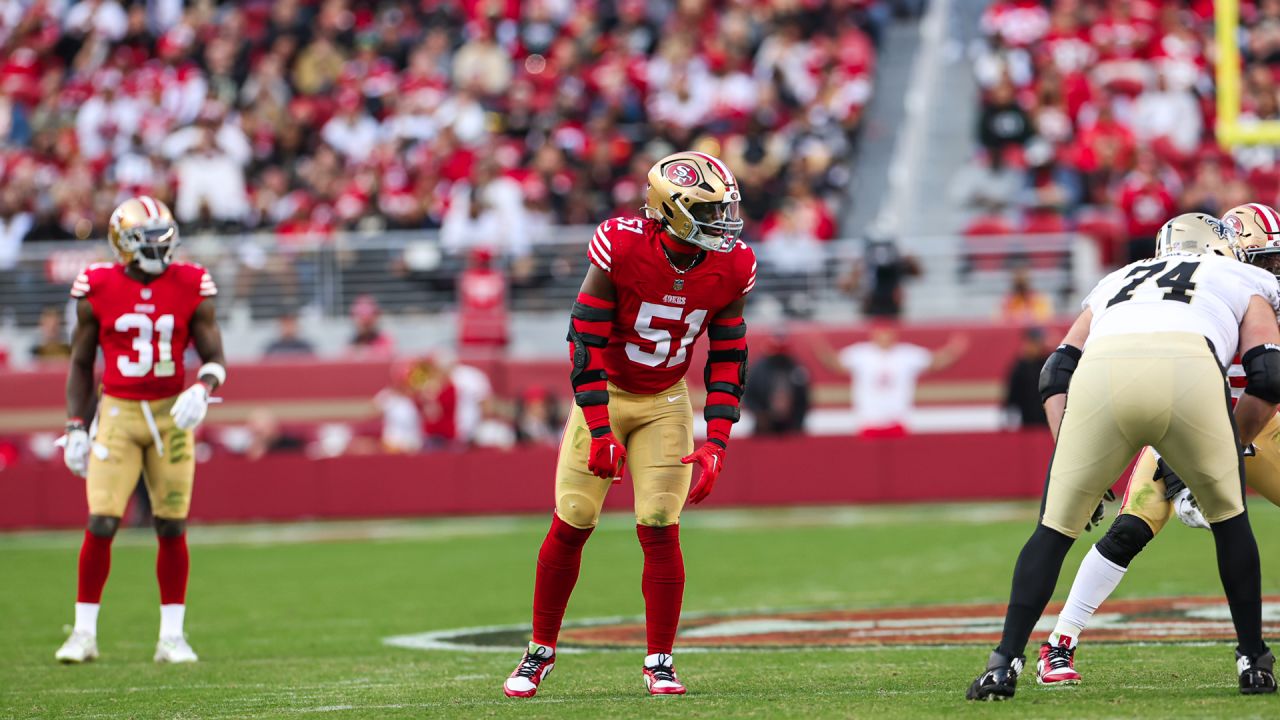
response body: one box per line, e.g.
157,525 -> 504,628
1238,649 -> 1278,695
966,650 -> 1025,701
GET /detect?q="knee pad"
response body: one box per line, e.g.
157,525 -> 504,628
153,517 -> 187,538
87,514 -> 121,538
556,493 -> 601,529
1093,514 -> 1155,568
636,492 -> 683,527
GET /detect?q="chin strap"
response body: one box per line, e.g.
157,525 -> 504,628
703,317 -> 747,446
567,293 -> 616,435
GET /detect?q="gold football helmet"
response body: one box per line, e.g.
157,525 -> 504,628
1154,213 -> 1241,260
108,195 -> 180,275
643,151 -> 743,252
1223,203 -> 1280,275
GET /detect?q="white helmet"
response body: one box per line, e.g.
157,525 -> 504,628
1154,213 -> 1241,261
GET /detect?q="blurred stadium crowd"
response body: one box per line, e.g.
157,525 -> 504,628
966,0 -> 1279,264
0,0 -> 890,268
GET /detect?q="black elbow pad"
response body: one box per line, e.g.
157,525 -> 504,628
1038,344 -> 1082,403
1242,344 -> 1280,404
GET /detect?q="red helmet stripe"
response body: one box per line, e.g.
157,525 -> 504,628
688,151 -> 735,186
1245,203 -> 1280,233
139,195 -> 159,219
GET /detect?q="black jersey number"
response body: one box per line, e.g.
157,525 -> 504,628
1105,260 -> 1200,307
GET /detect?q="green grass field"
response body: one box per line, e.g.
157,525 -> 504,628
4,501 -> 1280,719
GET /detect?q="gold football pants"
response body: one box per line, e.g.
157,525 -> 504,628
555,379 -> 694,529
1121,413 -> 1280,533
86,393 -> 196,519
1041,333 -> 1244,538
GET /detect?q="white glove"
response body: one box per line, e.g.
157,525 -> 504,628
56,427 -> 91,478
1173,487 -> 1210,530
170,383 -> 210,430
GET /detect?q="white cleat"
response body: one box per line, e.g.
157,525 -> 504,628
154,635 -> 199,663
504,642 -> 555,698
643,653 -> 687,695
55,630 -> 99,664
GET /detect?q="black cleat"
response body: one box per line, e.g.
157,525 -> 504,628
1238,650 -> 1278,695
966,650 -> 1025,701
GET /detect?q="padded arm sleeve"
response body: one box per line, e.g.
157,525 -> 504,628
1242,344 -> 1280,404
1038,344 -> 1082,403
703,317 -> 748,447
568,292 -> 615,436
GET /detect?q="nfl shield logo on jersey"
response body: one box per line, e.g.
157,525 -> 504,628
673,279 -> 684,291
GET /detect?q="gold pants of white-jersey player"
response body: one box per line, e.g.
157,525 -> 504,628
1120,413 -> 1280,532
1042,332 -> 1244,538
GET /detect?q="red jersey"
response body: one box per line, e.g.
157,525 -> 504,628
1229,354 -> 1247,407
588,216 -> 756,394
70,262 -> 216,400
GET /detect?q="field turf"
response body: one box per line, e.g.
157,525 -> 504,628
3,501 -> 1280,719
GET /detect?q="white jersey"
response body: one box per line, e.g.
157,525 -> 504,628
1082,253 -> 1280,367
837,342 -> 932,428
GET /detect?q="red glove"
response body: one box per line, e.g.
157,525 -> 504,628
587,431 -> 627,480
682,440 -> 727,504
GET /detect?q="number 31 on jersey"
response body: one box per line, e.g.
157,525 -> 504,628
116,313 -> 177,378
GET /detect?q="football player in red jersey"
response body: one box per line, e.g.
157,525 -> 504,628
503,151 -> 756,698
54,196 -> 226,665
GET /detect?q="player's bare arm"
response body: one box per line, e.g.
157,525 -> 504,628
714,296 -> 746,323
66,299 -> 100,425
1235,295 -> 1280,445
59,299 -> 101,479
169,298 -> 227,432
579,264 -> 616,303
928,333 -> 970,372
190,300 -> 226,391
808,335 -> 848,376
1041,308 -> 1092,440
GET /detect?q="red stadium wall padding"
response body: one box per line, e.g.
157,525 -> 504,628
0,431 -> 1058,529
0,321 -> 1072,412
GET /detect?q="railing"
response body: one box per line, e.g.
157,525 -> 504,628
0,228 -> 1100,329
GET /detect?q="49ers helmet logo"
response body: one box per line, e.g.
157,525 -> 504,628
664,162 -> 699,187
1224,215 -> 1245,234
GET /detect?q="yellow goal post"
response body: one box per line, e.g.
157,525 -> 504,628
1217,0 -> 1280,146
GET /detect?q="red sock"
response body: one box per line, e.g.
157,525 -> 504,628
77,530 -> 113,604
637,524 -> 685,655
531,514 -> 593,648
156,534 -> 189,605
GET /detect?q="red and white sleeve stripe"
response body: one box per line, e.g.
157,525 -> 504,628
743,260 -> 757,295
199,271 -> 218,297
70,272 -> 91,299
589,226 -> 613,273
